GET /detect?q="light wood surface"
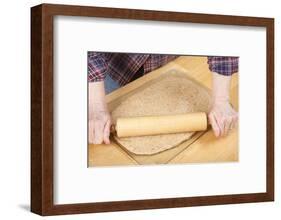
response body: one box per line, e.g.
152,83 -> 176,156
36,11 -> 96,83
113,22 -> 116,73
88,56 -> 238,167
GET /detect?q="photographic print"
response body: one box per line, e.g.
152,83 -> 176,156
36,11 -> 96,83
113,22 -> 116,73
88,53 -> 239,167
31,4 -> 273,215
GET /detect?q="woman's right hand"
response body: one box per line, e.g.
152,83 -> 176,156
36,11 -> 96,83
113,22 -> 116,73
88,81 -> 112,144
89,107 -> 112,144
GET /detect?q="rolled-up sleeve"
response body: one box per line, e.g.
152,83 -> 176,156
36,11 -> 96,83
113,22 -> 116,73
88,52 -> 108,82
207,56 -> 238,76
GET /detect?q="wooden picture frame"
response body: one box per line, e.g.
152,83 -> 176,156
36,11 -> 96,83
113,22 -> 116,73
31,3 -> 274,216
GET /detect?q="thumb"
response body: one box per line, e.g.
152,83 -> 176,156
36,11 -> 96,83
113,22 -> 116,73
103,119 -> 111,144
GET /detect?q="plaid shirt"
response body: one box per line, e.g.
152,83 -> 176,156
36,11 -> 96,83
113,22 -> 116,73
88,52 -> 238,85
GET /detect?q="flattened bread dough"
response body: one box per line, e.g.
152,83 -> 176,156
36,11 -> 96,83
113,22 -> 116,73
111,72 -> 211,155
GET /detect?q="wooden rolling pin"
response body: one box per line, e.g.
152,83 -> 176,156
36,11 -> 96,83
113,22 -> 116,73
112,112 -> 207,138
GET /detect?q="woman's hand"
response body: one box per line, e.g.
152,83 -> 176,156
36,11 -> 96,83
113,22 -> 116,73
209,72 -> 238,137
88,107 -> 112,144
208,100 -> 238,137
88,81 -> 112,144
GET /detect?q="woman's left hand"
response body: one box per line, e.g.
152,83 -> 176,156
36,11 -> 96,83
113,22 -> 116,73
208,100 -> 238,137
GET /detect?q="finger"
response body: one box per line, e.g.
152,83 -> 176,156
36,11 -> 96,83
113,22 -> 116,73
219,119 -> 225,136
229,118 -> 234,131
223,117 -> 231,136
232,113 -> 239,128
208,113 -> 220,137
93,122 -> 104,144
88,120 -> 95,144
213,112 -> 224,137
103,120 -> 111,144
229,114 -> 238,131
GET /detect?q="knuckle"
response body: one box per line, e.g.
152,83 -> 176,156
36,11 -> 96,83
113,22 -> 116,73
220,117 -> 226,124
225,117 -> 232,124
94,118 -> 106,126
93,113 -> 102,120
94,135 -> 103,144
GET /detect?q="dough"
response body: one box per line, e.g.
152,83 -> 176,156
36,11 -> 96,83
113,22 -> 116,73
111,72 -> 211,155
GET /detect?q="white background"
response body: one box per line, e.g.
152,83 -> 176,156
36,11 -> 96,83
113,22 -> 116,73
54,16 -> 266,204
0,0 -> 279,219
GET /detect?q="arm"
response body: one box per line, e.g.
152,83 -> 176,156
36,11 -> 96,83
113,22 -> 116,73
207,57 -> 239,137
208,72 -> 238,137
88,53 -> 111,144
88,81 -> 112,144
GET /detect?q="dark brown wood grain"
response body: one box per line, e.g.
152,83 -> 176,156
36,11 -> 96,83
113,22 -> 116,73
31,4 -> 54,215
31,3 -> 274,216
266,19 -> 274,200
31,4 -> 43,215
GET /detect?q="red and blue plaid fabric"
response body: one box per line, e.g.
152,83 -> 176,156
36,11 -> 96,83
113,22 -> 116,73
207,56 -> 238,76
88,52 -> 238,85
